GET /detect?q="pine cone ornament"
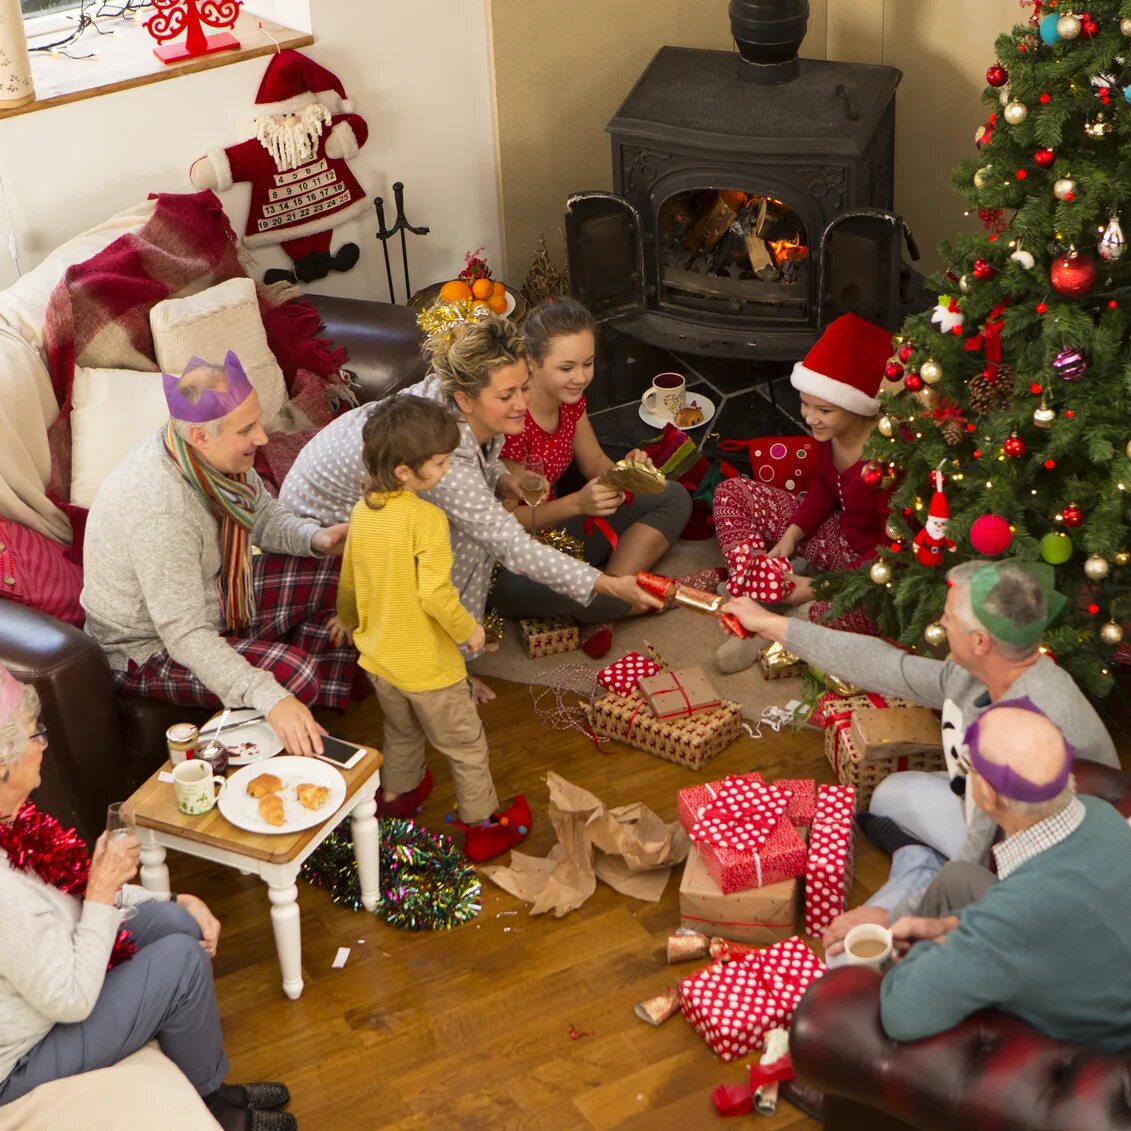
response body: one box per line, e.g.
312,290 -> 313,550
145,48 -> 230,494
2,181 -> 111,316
967,367 -> 1014,413
938,417 -> 964,446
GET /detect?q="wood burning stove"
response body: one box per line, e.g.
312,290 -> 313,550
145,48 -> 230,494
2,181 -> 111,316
566,42 -> 917,360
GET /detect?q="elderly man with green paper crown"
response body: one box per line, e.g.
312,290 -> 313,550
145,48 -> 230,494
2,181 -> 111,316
722,558 -> 1118,962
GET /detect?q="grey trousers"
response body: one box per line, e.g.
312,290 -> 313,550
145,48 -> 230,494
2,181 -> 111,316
0,901 -> 228,1105
491,480 -> 693,624
915,860 -> 998,919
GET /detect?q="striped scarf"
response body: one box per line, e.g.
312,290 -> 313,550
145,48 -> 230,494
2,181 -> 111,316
164,422 -> 257,631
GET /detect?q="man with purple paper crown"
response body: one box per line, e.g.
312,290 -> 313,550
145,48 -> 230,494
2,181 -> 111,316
81,353 -> 353,757
877,700 -> 1131,1050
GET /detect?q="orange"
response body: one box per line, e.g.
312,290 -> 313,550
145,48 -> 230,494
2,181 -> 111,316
491,280 -> 506,297
439,279 -> 473,302
487,293 -> 508,314
471,278 -> 493,300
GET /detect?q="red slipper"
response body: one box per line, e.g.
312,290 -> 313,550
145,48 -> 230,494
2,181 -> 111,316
581,623 -> 614,658
462,795 -> 532,862
377,768 -> 433,819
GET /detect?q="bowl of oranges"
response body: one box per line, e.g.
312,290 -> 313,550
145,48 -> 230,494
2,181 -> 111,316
409,247 -> 525,321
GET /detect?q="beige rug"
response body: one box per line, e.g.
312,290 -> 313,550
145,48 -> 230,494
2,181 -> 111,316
470,539 -> 807,724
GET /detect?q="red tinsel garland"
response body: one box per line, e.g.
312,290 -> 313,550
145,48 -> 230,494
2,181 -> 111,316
0,802 -> 136,968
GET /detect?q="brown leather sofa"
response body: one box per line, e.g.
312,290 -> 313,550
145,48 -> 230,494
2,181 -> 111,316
788,760 -> 1131,1131
0,294 -> 424,843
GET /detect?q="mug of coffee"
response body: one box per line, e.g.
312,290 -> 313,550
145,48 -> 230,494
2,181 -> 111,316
172,758 -> 226,816
641,372 -> 686,421
843,923 -> 894,972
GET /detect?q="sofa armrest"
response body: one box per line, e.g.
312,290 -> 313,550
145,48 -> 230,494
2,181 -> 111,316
791,966 -> 1131,1131
0,599 -> 127,843
304,293 -> 426,404
1074,761 -> 1131,817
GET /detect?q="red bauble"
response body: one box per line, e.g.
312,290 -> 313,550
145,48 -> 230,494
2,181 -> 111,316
986,64 -> 1009,87
861,461 -> 885,489
1003,434 -> 1027,458
970,514 -> 1013,556
898,342 -> 914,363
884,360 -> 905,381
1081,14 -> 1099,36
1061,503 -> 1083,527
972,258 -> 995,280
1034,147 -> 1056,167
1050,252 -> 1096,297
904,372 -> 924,392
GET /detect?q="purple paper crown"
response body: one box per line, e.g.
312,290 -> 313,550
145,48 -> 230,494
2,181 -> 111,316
163,351 -> 254,423
965,696 -> 1075,803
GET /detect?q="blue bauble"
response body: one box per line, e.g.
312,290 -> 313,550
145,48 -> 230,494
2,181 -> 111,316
1124,86 -> 1131,106
1040,12 -> 1062,45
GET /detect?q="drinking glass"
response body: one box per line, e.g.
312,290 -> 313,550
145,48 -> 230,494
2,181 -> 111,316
520,458 -> 549,530
106,802 -> 138,922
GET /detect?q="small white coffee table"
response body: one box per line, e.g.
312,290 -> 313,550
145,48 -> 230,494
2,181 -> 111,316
129,747 -> 383,1000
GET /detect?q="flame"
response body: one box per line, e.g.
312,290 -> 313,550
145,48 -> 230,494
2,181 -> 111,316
768,237 -> 809,264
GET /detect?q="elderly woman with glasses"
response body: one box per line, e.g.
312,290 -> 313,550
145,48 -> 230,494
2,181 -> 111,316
0,663 -> 296,1131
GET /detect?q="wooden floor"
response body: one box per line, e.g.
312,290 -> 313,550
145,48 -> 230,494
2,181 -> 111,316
172,678 -> 1131,1131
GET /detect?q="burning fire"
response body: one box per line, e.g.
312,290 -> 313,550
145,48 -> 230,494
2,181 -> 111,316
767,237 -> 809,265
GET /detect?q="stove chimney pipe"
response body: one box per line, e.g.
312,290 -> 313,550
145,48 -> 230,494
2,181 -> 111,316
729,0 -> 810,85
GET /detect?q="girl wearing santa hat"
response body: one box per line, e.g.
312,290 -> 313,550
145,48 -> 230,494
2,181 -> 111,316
714,313 -> 893,667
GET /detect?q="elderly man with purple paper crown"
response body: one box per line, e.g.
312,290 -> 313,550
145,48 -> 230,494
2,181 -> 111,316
81,352 -> 353,757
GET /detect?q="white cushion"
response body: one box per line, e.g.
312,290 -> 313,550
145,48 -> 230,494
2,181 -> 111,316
69,366 -> 169,509
150,277 -> 288,429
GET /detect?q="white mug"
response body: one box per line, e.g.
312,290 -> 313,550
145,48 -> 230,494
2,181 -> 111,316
172,758 -> 226,816
843,923 -> 894,972
641,372 -> 686,421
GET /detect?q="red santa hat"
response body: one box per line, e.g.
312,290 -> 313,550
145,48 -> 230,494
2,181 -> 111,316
789,312 -> 893,416
926,470 -> 949,522
253,49 -> 352,118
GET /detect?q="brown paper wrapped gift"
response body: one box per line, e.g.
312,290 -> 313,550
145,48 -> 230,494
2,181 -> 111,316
637,666 -> 721,719
758,640 -> 807,680
519,616 -> 580,659
679,847 -> 799,945
849,705 -> 944,759
587,691 -> 742,770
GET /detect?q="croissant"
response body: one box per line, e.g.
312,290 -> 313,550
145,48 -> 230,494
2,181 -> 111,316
296,783 -> 331,811
247,773 -> 282,799
258,794 -> 286,827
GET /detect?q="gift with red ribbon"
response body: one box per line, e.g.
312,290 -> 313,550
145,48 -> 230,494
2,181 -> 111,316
804,784 -> 856,935
595,651 -> 662,696
637,665 -> 720,719
678,936 -> 825,1061
679,848 -> 800,945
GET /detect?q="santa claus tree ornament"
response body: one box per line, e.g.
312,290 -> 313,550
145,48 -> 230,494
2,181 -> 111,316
146,0 -> 240,64
1049,250 -> 1096,297
970,514 -> 1013,556
189,50 -> 369,285
913,471 -> 957,567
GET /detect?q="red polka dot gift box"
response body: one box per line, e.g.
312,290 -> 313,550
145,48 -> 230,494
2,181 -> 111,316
804,784 -> 857,936
595,651 -> 662,696
725,541 -> 794,603
678,935 -> 825,1061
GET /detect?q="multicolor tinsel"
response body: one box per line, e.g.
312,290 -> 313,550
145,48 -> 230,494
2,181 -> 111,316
301,817 -> 481,931
417,298 -> 490,342
0,802 -> 136,967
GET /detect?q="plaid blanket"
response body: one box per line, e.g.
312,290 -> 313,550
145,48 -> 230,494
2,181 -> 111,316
43,191 -> 350,516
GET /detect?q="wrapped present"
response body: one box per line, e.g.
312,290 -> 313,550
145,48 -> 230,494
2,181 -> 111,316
679,936 -> 825,1060
587,691 -> 742,770
775,778 -> 816,832
758,640 -> 807,680
680,842 -> 800,944
679,772 -> 812,836
727,542 -> 793,603
519,616 -> 580,659
596,651 -> 661,696
599,456 -> 666,494
695,816 -> 808,894
638,665 -> 721,719
850,705 -> 944,759
689,782 -> 792,856
823,694 -> 944,808
804,784 -> 856,935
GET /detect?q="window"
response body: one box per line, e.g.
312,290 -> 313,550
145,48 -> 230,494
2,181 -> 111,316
20,0 -> 82,15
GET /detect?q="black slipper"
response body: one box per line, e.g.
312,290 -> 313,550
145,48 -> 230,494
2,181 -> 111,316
855,811 -> 928,856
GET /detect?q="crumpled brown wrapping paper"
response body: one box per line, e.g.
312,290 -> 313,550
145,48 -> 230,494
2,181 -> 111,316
479,771 -> 691,916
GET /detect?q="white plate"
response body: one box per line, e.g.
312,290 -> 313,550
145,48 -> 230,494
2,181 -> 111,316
503,289 -> 516,317
638,391 -> 717,431
218,756 -> 348,835
200,708 -> 283,766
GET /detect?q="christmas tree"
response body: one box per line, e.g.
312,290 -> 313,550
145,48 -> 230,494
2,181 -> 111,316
827,0 -> 1131,698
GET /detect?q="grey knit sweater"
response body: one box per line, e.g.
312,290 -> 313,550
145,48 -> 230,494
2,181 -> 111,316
81,431 -> 322,717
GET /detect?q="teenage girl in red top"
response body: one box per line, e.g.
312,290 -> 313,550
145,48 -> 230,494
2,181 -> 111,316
493,298 -> 694,656
712,314 -> 893,667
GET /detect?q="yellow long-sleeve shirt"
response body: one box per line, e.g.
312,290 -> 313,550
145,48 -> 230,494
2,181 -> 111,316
337,490 -> 476,692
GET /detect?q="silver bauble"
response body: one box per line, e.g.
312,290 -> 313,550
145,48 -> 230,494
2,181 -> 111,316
1100,621 -> 1124,645
974,165 -> 993,189
885,517 -> 902,540
878,415 -> 895,438
998,86 -> 1012,107
1057,14 -> 1081,39
869,560 -> 892,585
959,274 -> 972,294
1010,247 -> 1036,269
1084,554 -> 1111,580
1099,215 -> 1126,261
920,358 -> 943,385
1003,100 -> 1029,125
924,622 -> 947,648
1033,400 -> 1057,428
1054,177 -> 1077,201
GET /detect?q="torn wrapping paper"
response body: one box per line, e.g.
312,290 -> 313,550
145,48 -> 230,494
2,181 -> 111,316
479,771 -> 690,917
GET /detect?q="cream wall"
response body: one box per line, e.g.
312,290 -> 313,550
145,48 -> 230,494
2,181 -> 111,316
0,0 -> 502,300
490,0 -> 1019,280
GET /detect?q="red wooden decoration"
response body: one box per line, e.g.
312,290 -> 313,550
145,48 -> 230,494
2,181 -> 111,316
146,0 -> 242,65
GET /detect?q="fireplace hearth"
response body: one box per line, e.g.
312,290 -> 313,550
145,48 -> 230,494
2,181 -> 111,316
566,40 -> 918,361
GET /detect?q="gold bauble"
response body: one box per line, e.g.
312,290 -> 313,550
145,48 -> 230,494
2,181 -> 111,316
878,415 -> 895,438
924,622 -> 947,647
1033,400 -> 1056,428
1122,16 -> 1131,35
1003,100 -> 1029,126
1125,439 -> 1131,460
974,165 -> 993,189
1084,554 -> 1111,580
885,517 -> 902,540
1115,551 -> 1131,567
1084,114 -> 1113,140
1100,621 -> 1124,645
869,560 -> 892,585
959,274 -> 972,294
920,358 -> 943,385
1057,13 -> 1081,39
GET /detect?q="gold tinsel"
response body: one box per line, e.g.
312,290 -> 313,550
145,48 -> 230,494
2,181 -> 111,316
416,299 -> 490,342
968,366 -> 1015,414
482,609 -> 505,645
537,527 -> 586,558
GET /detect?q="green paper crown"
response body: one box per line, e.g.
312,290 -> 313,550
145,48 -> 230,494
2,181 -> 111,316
968,559 -> 1067,647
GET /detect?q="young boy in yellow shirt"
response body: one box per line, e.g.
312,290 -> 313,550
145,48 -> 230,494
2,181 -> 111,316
335,395 -> 530,861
